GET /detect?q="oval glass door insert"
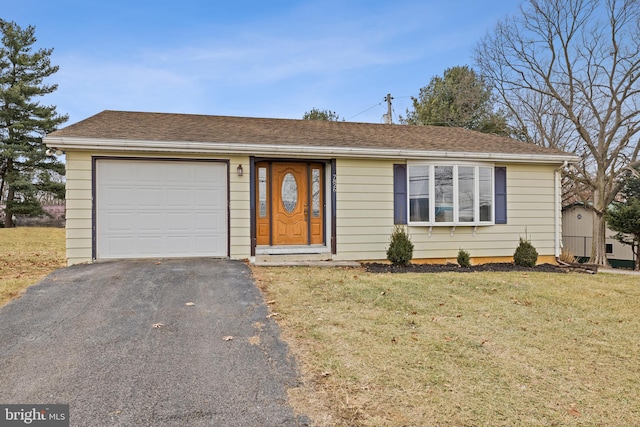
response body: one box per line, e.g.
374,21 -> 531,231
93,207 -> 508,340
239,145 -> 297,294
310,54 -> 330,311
282,173 -> 298,213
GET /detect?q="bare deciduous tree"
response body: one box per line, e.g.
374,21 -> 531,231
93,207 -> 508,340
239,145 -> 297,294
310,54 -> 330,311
475,0 -> 640,266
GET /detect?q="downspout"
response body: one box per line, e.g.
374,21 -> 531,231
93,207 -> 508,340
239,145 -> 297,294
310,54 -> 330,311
554,161 -> 568,261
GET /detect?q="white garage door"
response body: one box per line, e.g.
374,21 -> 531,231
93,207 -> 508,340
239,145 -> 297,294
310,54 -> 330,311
96,159 -> 227,259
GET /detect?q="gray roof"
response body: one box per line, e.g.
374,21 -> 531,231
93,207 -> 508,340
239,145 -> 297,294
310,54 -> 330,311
48,110 -> 576,161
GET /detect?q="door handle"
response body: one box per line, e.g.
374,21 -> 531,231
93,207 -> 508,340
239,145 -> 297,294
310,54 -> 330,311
304,203 -> 308,221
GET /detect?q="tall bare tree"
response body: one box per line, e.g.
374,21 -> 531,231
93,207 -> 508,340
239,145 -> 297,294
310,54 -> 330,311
475,0 -> 640,266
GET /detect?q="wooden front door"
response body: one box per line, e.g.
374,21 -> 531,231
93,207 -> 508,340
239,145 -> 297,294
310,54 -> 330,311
273,163 -> 308,245
255,161 -> 324,246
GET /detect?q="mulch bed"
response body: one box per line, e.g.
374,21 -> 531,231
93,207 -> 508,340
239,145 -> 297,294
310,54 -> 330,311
363,262 -> 570,274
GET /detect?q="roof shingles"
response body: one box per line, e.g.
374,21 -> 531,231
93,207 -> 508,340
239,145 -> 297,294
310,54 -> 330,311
48,110 -> 573,158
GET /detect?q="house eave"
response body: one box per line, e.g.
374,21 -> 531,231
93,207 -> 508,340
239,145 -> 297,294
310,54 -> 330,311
44,136 -> 580,164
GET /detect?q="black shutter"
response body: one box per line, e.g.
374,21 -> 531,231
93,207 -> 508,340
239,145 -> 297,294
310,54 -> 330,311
495,167 -> 507,224
394,164 -> 407,224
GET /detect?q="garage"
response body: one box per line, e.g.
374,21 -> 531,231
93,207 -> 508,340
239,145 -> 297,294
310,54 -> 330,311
95,159 -> 228,259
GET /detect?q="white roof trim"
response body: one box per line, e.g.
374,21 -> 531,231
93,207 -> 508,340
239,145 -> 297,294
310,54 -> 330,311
44,136 -> 580,164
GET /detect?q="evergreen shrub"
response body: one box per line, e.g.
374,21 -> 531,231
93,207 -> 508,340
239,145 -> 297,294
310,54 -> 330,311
386,226 -> 414,266
514,237 -> 538,267
457,249 -> 471,268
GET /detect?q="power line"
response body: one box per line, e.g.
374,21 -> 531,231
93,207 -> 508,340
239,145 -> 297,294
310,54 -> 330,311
347,102 -> 384,121
348,95 -> 414,122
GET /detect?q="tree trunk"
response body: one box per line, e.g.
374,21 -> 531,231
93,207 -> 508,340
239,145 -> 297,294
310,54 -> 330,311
4,159 -> 14,228
588,173 -> 612,266
0,160 -> 6,205
4,185 -> 14,228
0,174 -> 5,204
590,210 -> 609,266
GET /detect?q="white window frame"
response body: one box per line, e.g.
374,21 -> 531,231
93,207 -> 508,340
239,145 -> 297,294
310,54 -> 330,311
407,161 -> 495,226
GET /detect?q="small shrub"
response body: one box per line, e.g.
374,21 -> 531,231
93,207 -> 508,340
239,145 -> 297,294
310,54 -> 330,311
559,247 -> 576,264
514,237 -> 538,267
457,249 -> 471,268
386,226 -> 414,266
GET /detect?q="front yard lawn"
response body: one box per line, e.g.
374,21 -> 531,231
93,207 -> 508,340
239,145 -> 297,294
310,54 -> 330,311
2,227 -> 638,426
0,227 -> 66,306
253,266 -> 640,426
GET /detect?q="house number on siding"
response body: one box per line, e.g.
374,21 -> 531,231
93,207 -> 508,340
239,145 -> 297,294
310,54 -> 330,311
332,173 -> 337,193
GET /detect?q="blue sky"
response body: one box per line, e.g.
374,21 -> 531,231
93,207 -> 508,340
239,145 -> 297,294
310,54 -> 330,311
6,1 -> 521,126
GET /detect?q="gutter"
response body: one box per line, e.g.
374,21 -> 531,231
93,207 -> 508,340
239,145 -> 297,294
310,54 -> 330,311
44,137 -> 581,165
554,161 -> 568,259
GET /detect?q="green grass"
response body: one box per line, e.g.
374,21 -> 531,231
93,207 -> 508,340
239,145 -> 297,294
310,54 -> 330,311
0,227 -> 66,306
253,267 -> 640,426
3,228 -> 638,425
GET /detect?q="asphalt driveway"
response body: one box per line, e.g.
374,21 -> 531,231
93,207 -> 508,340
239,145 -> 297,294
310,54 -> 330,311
0,259 -> 309,426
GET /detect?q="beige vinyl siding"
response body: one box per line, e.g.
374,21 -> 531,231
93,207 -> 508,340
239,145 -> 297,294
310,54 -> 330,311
65,151 -> 93,265
333,159 -> 395,260
227,156 -> 251,259
65,149 -> 562,265
333,161 -> 560,263
64,151 -> 251,265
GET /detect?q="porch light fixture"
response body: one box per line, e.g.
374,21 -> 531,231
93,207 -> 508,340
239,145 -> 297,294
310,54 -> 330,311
237,164 -> 243,176
45,148 -> 64,156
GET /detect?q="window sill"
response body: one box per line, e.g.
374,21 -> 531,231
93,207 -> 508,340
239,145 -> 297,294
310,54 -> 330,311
405,223 -> 494,237
407,222 -> 494,227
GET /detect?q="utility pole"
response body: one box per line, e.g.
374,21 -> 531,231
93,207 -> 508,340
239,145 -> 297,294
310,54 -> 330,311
384,93 -> 393,124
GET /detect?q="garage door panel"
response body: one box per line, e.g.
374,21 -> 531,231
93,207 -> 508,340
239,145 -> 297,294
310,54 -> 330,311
96,160 -> 228,259
139,163 -> 166,181
106,237 -> 135,256
99,163 -> 132,182
166,167 -> 192,182
106,188 -> 135,206
194,166 -> 215,180
195,189 -> 221,205
137,236 -> 166,255
138,188 -> 164,206
105,212 -> 136,231
166,213 -> 192,230
165,236 -> 191,253
137,213 -> 164,231
195,213 -> 223,229
166,189 -> 191,205
195,235 -> 226,253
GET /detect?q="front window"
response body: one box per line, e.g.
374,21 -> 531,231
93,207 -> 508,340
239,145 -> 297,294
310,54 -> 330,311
479,167 -> 493,222
435,166 -> 454,222
407,163 -> 494,226
409,165 -> 430,222
458,166 -> 475,223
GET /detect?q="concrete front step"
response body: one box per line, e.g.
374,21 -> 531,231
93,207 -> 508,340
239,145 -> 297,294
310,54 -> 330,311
252,258 -> 361,267
254,252 -> 333,263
